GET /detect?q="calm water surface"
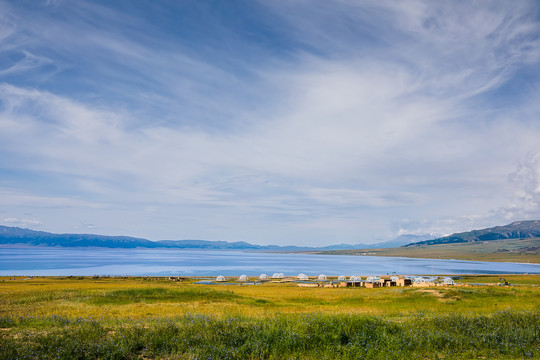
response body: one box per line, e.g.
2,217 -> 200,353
1,247 -> 539,276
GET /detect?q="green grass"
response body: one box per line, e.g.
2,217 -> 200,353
2,275 -> 539,318
1,276 -> 539,358
1,311 -> 539,359
86,287 -> 242,305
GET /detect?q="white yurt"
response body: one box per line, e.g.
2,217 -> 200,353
238,274 -> 248,282
390,275 -> 399,282
366,276 -> 379,282
278,273 -> 285,278
297,273 -> 309,280
413,277 -> 426,284
337,275 -> 346,281
216,275 -> 226,282
317,274 -> 327,281
272,273 -> 284,279
349,275 -> 357,281
259,273 -> 269,280
443,277 -> 455,285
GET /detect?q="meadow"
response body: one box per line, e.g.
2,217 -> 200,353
1,275 -> 539,359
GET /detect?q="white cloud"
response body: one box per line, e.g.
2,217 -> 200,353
0,51 -> 54,77
490,152 -> 540,221
3,217 -> 42,227
300,187 -> 426,208
0,187 -> 108,209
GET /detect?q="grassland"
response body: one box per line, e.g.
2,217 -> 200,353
1,275 -> 539,359
321,238 -> 540,263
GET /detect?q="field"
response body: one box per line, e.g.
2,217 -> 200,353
321,238 -> 540,263
1,275 -> 539,359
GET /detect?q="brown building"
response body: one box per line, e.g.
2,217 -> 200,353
364,282 -> 380,288
396,278 -> 412,286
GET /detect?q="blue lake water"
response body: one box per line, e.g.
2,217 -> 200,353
1,247 -> 539,276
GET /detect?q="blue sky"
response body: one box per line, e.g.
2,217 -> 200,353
1,0 -> 540,245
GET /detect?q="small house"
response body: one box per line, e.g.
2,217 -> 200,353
364,281 -> 380,288
396,278 -> 412,286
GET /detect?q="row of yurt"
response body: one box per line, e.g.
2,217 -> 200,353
214,273 -> 285,282
215,274 -> 254,282
214,274 -> 456,286
297,273 -> 328,280
214,273 -> 333,281
216,273 -> 421,283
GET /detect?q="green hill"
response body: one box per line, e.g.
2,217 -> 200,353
323,237 -> 540,263
405,220 -> 540,247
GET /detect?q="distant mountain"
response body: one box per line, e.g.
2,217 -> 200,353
0,225 -> 435,251
249,235 -> 437,251
369,234 -> 437,248
405,220 -> 540,247
0,225 -> 159,248
158,239 -> 262,250
0,226 -> 363,251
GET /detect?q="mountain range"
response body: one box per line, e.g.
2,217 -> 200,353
405,220 -> 540,247
3,220 -> 538,251
0,225 -> 430,251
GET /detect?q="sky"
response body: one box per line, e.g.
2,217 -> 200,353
1,0 -> 540,246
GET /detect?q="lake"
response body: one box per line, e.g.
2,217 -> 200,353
1,247 -> 539,276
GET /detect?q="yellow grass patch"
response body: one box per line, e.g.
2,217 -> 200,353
1,275 -> 539,320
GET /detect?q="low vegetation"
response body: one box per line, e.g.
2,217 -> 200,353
1,275 -> 539,359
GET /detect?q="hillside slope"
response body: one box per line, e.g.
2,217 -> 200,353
0,226 -> 159,248
405,220 -> 540,247
322,238 -> 540,263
